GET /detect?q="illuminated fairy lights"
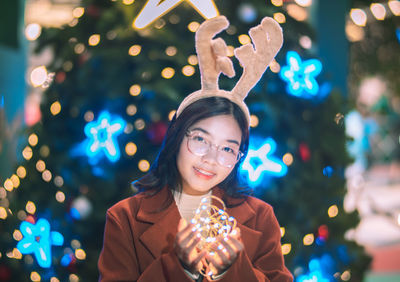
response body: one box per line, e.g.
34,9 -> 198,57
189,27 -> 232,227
279,51 -> 322,98
16,218 -> 64,268
241,138 -> 288,186
84,111 -> 126,162
133,0 -> 219,29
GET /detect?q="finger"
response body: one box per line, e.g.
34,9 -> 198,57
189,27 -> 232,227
226,235 -> 244,253
206,252 -> 226,273
190,251 -> 206,271
219,237 -> 236,258
215,243 -> 230,266
186,234 -> 201,252
178,229 -> 199,249
230,227 -> 241,239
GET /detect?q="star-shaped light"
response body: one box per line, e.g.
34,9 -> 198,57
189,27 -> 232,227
16,218 -> 64,268
241,138 -> 287,186
133,0 -> 219,29
84,111 -> 126,162
279,51 -> 322,98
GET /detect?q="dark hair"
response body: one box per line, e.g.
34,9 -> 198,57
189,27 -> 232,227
133,97 -> 250,205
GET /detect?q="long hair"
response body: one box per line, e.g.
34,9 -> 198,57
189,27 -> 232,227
133,97 -> 250,204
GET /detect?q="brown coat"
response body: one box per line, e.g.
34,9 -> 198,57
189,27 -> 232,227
98,186 -> 293,281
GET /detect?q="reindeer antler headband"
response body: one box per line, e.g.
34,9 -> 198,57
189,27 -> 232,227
176,16 -> 284,124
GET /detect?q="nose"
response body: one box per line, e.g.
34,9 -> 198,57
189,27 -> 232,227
201,145 -> 219,165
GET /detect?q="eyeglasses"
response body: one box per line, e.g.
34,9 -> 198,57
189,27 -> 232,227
186,130 -> 243,168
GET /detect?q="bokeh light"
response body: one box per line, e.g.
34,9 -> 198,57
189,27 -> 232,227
282,243 -> 291,255
42,170 -> 52,182
287,4 -> 308,21
55,191 -> 66,203
30,66 -> 47,87
303,233 -> 314,246
36,160 -> 46,172
50,101 -> 61,115
388,0 -> 400,16
165,46 -> 177,56
88,34 -> 101,46
125,142 -> 137,156
129,84 -> 141,96
182,65 -> 195,77
250,115 -> 259,128
238,34 -> 251,45
350,9 -> 367,27
328,204 -> 339,218
282,153 -> 294,166
17,166 -> 27,178
271,0 -> 283,7
26,201 -> 36,214
72,7 -> 85,18
188,55 -> 198,65
273,13 -> 286,24
294,0 -> 312,7
129,45 -> 142,56
138,160 -> 150,172
22,146 -> 33,160
126,104 -> 137,116
25,23 -> 41,41
188,21 -> 200,32
28,134 -> 38,146
161,67 -> 175,79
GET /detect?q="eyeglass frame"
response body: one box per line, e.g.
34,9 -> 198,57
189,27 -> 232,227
185,130 -> 244,168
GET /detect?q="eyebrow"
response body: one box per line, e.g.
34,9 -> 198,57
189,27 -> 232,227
190,127 -> 240,146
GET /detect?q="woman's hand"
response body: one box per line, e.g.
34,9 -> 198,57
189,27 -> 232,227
174,219 -> 206,274
205,227 -> 244,276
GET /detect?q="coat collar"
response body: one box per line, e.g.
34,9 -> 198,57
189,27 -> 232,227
136,186 -> 258,259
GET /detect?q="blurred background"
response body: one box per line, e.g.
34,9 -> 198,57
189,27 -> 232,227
0,0 -> 399,281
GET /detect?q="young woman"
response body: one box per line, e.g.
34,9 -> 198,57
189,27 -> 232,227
98,97 -> 293,281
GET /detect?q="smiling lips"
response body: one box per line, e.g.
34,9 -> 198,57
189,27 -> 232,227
194,167 -> 215,179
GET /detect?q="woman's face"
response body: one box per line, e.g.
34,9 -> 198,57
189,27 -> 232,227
177,115 -> 242,195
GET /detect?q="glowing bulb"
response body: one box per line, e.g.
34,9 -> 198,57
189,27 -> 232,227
55,191 -> 65,203
188,21 -> 200,32
250,115 -> 259,127
294,0 -> 312,7
350,9 -> 367,27
26,201 -> 36,214
28,134 -> 38,146
269,60 -> 280,73
88,34 -> 101,46
69,274 -> 79,282
0,207 -> 7,219
182,65 -> 195,76
36,160 -> 46,172
30,272 -> 41,282
10,174 -> 20,188
303,233 -> 314,245
299,35 -> 312,49
238,34 -> 251,45
4,179 -> 13,192
74,43 -> 85,54
282,153 -> 294,166
161,67 -> 175,79
388,0 -> 400,16
54,176 -> 64,187
42,170 -> 52,182
273,12 -> 286,24
17,166 -> 27,178
40,145 -> 50,158
328,205 -> 339,217
138,160 -> 150,172
50,101 -> 61,115
75,249 -> 86,260
134,119 -> 145,130
129,45 -> 142,56
123,0 -> 135,5
168,110 -> 176,121
287,4 -> 308,21
129,84 -> 141,96
370,3 -> 386,20
188,55 -> 198,65
13,230 -> 23,241
50,278 -> 60,282
280,227 -> 285,237
30,66 -> 47,87
25,23 -> 41,41
126,104 -> 137,116
345,22 -> 365,42
84,111 -> 94,122
341,270 -> 351,281
125,142 -> 137,156
271,0 -> 283,7
165,46 -> 177,56
281,243 -> 291,255
73,7 -> 85,18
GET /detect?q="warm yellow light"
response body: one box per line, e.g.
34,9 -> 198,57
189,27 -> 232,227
345,21 -> 365,42
269,60 -> 281,73
50,101 -> 61,115
40,145 -> 50,158
282,153 -> 294,166
69,274 -> 79,282
169,110 -> 176,121
280,227 -> 285,237
135,119 -> 145,130
138,160 -> 150,172
341,270 -> 351,281
50,277 -> 60,282
22,146 -> 33,160
273,12 -> 286,24
250,115 -> 259,128
123,0 -> 135,5
17,166 -> 27,179
299,36 -> 312,49
271,0 -> 283,7
238,34 -> 251,45
0,187 -> 6,199
26,201 -> 36,214
13,230 -> 23,241
129,84 -> 141,96
303,233 -> 314,245
31,271 -> 41,282
54,176 -> 64,187
188,21 -> 200,32
388,0 -> 400,16
28,134 -> 38,147
30,66 -> 47,87
129,45 -> 142,56
161,67 -> 175,79
165,46 -> 177,56
25,23 -> 41,41
13,248 -> 22,259
328,204 -> 339,218
36,160 -> 46,173
125,142 -> 137,156
182,65 -> 195,77
42,170 -> 52,182
294,0 -> 312,7
281,243 -> 291,255
55,191 -> 65,203
350,9 -> 367,27
126,104 -> 137,116
88,34 -> 101,46
287,4 -> 308,21
84,111 -> 94,122
74,43 -> 85,54
226,46 -> 235,57
10,174 -> 20,188
73,7 -> 85,18
188,55 -> 198,65
0,207 -> 7,220
370,3 -> 386,20
75,249 -> 86,260
4,179 -> 13,192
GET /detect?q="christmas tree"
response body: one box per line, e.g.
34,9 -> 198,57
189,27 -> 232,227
0,0 -> 371,281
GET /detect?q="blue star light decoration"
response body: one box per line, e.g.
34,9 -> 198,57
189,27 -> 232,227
16,218 -> 64,268
279,51 -> 322,98
240,138 -> 287,186
297,258 -> 331,282
84,111 -> 126,162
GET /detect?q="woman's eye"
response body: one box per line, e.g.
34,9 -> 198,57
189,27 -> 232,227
222,146 -> 235,154
193,136 -> 206,143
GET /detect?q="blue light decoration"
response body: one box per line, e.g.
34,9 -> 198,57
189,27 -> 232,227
279,51 -> 322,98
396,28 -> 400,44
84,111 -> 126,162
240,137 -> 287,186
297,258 -> 331,282
16,218 -> 64,268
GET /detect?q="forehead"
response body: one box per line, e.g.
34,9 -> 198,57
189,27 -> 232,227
189,115 -> 242,141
